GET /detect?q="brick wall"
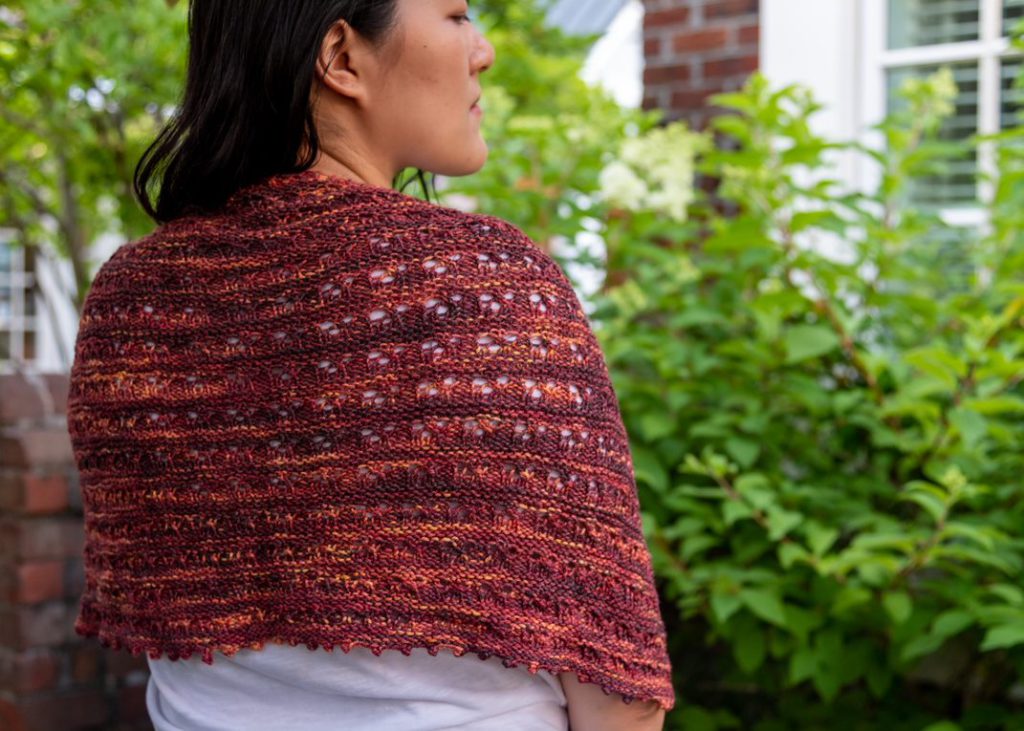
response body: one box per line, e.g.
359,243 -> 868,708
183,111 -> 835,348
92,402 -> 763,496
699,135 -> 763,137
642,0 -> 761,129
0,373 -> 151,731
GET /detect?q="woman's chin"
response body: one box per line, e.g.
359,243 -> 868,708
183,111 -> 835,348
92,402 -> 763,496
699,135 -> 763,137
432,146 -> 490,178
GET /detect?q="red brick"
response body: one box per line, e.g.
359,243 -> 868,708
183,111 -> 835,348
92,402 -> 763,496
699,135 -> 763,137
70,642 -> 102,683
24,475 -> 70,515
673,28 -> 729,54
11,687 -> 109,731
646,6 -> 691,27
13,562 -> 65,604
0,473 -> 18,511
671,88 -> 719,110
0,517 -> 82,561
0,430 -> 74,469
117,683 -> 149,723
107,648 -> 148,677
63,559 -> 84,599
0,647 -> 62,693
644,37 -> 663,57
703,54 -> 760,79
0,474 -> 70,515
0,374 -> 47,426
644,63 -> 692,85
705,0 -> 759,19
738,23 -> 760,44
40,374 -> 69,417
62,521 -> 84,557
0,698 -> 26,731
0,604 -> 76,650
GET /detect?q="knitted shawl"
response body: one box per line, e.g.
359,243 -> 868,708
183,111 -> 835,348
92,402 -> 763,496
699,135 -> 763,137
67,169 -> 675,710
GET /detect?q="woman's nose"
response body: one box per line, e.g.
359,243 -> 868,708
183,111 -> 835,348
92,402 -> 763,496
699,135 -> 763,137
475,32 -> 495,74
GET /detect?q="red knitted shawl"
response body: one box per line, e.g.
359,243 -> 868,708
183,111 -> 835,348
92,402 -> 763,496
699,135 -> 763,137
67,169 -> 675,710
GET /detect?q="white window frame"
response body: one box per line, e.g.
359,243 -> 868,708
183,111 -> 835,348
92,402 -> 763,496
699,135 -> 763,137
0,229 -> 40,373
859,0 -> 1022,229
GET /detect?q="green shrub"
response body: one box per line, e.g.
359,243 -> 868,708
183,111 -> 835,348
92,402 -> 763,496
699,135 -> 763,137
586,54 -> 1024,731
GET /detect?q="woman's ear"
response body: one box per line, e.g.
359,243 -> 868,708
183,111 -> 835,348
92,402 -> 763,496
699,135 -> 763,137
315,19 -> 368,104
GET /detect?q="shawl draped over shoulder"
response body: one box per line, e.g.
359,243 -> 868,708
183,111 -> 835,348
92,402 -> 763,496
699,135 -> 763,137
67,169 -> 676,710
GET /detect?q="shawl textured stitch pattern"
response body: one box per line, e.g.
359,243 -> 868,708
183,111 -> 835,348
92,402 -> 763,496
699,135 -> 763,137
67,169 -> 676,710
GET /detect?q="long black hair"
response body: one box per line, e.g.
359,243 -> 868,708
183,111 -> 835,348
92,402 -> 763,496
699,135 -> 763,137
134,0 -> 438,224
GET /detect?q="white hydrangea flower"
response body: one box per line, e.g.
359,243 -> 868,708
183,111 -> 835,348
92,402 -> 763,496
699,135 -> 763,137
596,121 -> 705,223
598,160 -> 649,211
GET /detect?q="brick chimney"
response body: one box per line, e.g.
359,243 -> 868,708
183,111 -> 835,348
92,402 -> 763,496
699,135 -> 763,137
642,0 -> 761,129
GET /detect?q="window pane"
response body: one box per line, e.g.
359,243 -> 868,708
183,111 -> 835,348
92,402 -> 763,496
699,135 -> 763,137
23,244 -> 35,275
24,329 -> 36,361
889,0 -> 980,49
0,283 -> 11,319
1002,58 -> 1024,128
1006,0 -> 1024,36
887,62 -> 980,207
0,243 -> 11,271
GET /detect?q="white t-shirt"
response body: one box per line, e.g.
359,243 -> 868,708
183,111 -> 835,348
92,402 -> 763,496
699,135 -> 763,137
145,641 -> 569,731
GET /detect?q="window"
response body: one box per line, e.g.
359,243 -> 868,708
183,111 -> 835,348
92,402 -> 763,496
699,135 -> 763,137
889,0 -> 980,48
887,61 -> 980,207
1003,55 -> 1024,125
1007,0 -> 1024,33
0,235 -> 40,372
879,0 -> 1024,211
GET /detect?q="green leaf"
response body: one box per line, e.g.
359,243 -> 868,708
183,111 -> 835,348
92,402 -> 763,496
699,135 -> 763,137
804,522 -> 840,557
788,644 -> 816,685
678,706 -> 719,731
783,325 -> 841,364
831,586 -> 873,615
865,652 -> 893,698
711,591 -> 744,624
932,609 -> 974,638
941,521 -> 997,550
734,473 -> 776,511
988,584 -> 1024,606
883,592 -> 913,625
778,541 -> 810,569
631,445 -> 669,494
722,499 -> 755,525
782,605 -> 822,642
949,406 -> 988,448
981,623 -> 1024,651
733,618 -> 767,674
739,588 -> 788,628
856,558 -> 896,587
639,411 -> 677,441
964,395 -> 1024,414
899,485 -> 948,524
850,533 -> 916,554
724,437 -> 760,468
682,534 -> 719,560
811,629 -> 845,701
766,508 -> 803,541
900,633 -> 945,662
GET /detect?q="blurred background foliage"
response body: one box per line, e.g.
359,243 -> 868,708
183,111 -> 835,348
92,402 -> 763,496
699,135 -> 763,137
3,1 -> 1024,728
602,66 -> 1024,729
0,0 -> 186,309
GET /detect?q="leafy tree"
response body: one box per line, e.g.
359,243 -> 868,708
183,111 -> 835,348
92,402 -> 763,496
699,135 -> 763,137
0,0 -> 187,321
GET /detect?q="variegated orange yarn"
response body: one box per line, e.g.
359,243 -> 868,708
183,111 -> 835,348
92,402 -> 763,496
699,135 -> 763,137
67,169 -> 675,710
